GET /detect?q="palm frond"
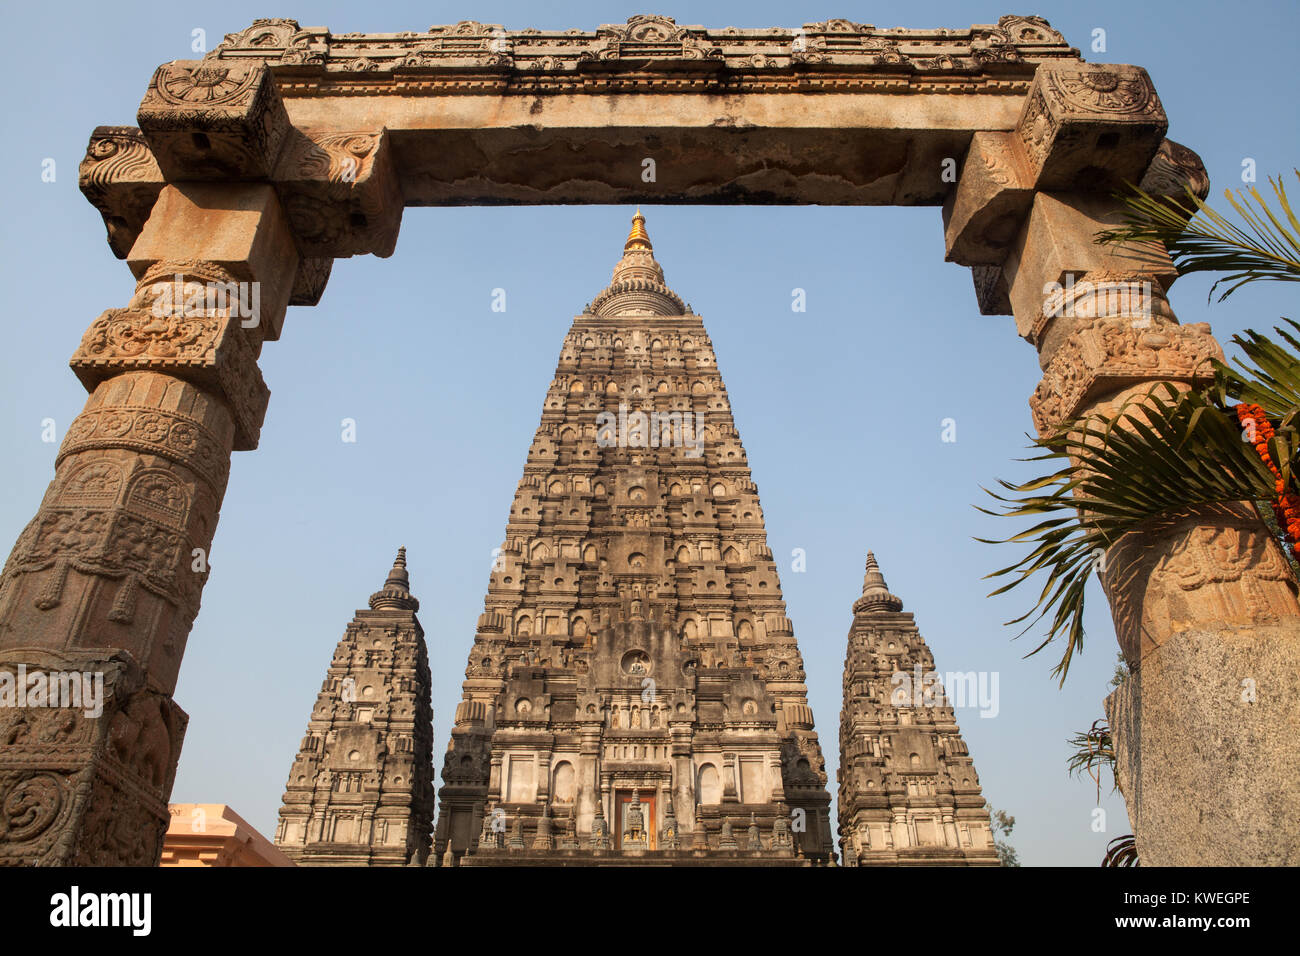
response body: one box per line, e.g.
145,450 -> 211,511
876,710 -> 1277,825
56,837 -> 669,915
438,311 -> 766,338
1095,171 -> 1300,301
982,379 -> 1285,683
1102,834 -> 1140,867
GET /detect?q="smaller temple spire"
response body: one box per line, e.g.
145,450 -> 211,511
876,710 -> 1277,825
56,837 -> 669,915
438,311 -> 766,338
369,546 -> 420,612
853,550 -> 903,614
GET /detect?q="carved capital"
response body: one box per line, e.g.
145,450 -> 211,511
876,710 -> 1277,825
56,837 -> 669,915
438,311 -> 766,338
273,129 -> 403,258
1029,313 -> 1222,435
78,127 -> 165,259
1016,64 -> 1167,190
137,60 -> 291,180
69,265 -> 269,450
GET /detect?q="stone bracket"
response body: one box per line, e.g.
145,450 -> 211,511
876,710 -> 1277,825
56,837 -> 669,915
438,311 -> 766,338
79,127 -> 165,260
273,128 -> 404,259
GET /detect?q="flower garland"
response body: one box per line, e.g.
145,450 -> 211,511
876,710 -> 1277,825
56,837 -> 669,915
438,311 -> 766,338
1234,402 -> 1300,543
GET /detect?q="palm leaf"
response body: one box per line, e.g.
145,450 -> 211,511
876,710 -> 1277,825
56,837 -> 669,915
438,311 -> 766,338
1095,172 -> 1300,301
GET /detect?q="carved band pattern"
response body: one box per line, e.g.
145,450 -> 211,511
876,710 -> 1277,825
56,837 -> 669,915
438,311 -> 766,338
57,405 -> 230,494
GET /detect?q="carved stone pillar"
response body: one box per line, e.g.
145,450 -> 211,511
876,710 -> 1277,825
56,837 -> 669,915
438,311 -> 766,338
994,125 -> 1299,862
946,61 -> 1300,863
0,179 -> 298,864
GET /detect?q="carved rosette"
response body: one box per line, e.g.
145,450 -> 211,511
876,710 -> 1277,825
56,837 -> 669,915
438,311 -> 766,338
0,653 -> 188,866
137,60 -> 291,180
1102,505 -> 1300,669
1016,64 -> 1167,190
273,129 -> 403,259
1029,313 -> 1222,436
78,127 -> 165,259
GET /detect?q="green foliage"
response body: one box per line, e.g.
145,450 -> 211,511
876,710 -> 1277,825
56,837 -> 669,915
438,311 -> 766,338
1095,171 -> 1300,301
987,805 -> 1020,867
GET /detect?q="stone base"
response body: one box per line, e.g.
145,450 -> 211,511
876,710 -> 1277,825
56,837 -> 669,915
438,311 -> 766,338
1106,623 -> 1300,866
457,847 -> 808,867
854,848 -> 1000,867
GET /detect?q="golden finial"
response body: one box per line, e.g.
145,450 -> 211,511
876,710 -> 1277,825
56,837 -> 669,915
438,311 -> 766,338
624,207 -> 652,252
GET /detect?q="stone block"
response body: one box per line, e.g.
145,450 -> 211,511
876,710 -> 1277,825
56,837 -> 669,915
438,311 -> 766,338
1003,191 -> 1176,340
137,60 -> 291,181
943,132 -> 1034,266
1015,63 -> 1167,191
128,183 -> 298,341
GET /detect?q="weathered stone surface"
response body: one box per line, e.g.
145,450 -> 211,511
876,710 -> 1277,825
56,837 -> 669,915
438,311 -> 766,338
837,553 -> 999,866
275,550 -> 435,866
1106,621 -> 1300,866
943,131 -> 1034,265
1015,63 -> 1167,190
137,60 -> 291,181
1003,192 -> 1176,343
127,184 -> 298,342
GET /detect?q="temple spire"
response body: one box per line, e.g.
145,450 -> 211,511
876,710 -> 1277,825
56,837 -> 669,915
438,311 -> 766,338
853,550 -> 903,613
588,208 -> 685,317
624,206 -> 652,252
370,546 -> 420,611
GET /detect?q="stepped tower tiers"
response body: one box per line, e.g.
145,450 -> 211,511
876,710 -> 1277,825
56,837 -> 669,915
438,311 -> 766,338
275,548 -> 436,866
435,211 -> 834,865
837,552 -> 999,866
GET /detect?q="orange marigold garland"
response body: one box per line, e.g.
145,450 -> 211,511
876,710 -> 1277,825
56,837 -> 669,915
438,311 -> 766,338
1234,402 -> 1300,544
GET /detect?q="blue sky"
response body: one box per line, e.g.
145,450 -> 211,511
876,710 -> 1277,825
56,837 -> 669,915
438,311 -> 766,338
1,0 -> 1296,866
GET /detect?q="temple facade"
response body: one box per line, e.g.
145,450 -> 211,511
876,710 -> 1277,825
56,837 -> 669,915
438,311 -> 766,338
837,552 -> 999,865
274,548 -> 435,866
434,212 -> 835,864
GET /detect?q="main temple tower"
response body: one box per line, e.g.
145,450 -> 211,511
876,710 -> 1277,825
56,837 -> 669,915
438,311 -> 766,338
435,212 -> 834,864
